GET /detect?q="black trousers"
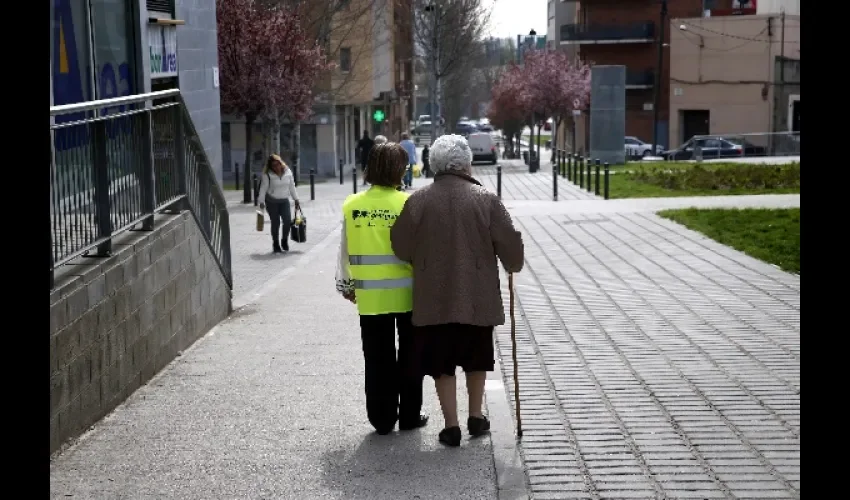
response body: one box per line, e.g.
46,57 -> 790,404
265,197 -> 291,247
359,312 -> 423,433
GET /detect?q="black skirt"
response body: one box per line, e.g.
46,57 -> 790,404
412,323 -> 495,378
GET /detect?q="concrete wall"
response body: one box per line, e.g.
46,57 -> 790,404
668,15 -> 800,145
50,212 -> 232,455
175,0 -> 223,185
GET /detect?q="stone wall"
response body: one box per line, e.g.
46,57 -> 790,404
49,212 -> 232,455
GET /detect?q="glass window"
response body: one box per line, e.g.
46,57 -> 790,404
52,0 -> 95,108
90,0 -> 136,109
340,47 -> 352,72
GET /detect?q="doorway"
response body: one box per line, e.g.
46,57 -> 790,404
680,109 -> 710,145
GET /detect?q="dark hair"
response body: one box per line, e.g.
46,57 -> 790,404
365,143 -> 408,187
401,132 -> 410,140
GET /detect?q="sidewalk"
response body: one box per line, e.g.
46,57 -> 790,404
49,213 -> 498,499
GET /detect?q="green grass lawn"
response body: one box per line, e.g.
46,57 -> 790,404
658,208 -> 800,274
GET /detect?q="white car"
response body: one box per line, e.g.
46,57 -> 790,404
625,136 -> 664,157
467,132 -> 498,164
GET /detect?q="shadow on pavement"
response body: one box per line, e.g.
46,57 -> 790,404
248,250 -> 304,261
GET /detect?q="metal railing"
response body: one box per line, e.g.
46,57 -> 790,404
50,89 -> 232,289
688,132 -> 801,161
560,21 -> 655,42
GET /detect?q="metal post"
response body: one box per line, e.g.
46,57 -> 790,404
578,155 -> 584,188
604,162 -> 610,200
339,158 -> 344,185
567,154 -> 572,182
651,0 -> 668,155
587,159 -> 596,191
235,163 -> 240,191
497,165 -> 502,199
552,163 -> 558,201
199,171 -> 211,237
49,132 -> 55,289
561,150 -> 566,178
253,173 -> 259,206
309,169 -> 316,201
140,110 -> 156,230
91,121 -> 112,257
352,167 -> 358,194
595,160 -> 601,195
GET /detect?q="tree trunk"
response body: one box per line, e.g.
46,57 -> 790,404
271,111 -> 281,156
243,115 -> 255,203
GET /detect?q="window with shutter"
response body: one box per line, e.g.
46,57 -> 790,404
147,0 -> 174,14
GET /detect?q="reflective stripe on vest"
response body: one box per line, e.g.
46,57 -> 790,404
353,277 -> 414,290
349,254 -> 407,266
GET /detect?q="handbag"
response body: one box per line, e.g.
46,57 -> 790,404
290,206 -> 307,243
412,164 -> 422,178
256,210 -> 265,232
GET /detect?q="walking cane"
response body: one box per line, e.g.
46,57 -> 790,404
509,272 -> 523,438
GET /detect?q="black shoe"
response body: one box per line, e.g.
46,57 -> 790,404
273,242 -> 282,253
468,415 -> 491,437
281,240 -> 289,252
438,426 -> 462,447
399,414 -> 429,431
375,426 -> 394,436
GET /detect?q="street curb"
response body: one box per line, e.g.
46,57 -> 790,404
486,348 -> 532,500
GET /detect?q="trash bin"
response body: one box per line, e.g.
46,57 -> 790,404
522,151 -> 529,165
529,151 -> 539,173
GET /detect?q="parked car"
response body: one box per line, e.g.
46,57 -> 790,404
414,121 -> 433,136
662,136 -> 767,161
476,123 -> 494,132
468,132 -> 499,164
625,136 -> 664,157
455,121 -> 478,137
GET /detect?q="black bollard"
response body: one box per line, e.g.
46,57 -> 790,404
339,159 -> 344,185
595,160 -> 601,195
497,165 -> 502,199
591,159 -> 599,192
310,169 -> 316,201
235,164 -> 240,191
567,154 -> 572,182
352,167 -> 358,194
561,150 -> 567,178
604,162 -> 610,200
252,173 -> 259,206
553,163 -> 558,201
578,156 -> 584,188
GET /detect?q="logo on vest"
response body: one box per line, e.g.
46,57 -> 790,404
351,209 -> 400,228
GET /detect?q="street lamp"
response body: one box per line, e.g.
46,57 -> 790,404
651,0 -> 668,156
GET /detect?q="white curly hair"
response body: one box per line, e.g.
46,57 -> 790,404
374,135 -> 388,145
430,134 -> 473,174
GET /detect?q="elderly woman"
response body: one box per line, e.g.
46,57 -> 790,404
390,134 -> 524,447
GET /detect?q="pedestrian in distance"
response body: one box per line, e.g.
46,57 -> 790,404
390,134 -> 524,447
399,133 -> 417,190
356,131 -> 375,186
335,142 -> 429,436
258,154 -> 300,253
422,144 -> 431,178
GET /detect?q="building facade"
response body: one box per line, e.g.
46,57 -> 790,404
51,0 -> 224,183
667,13 -> 800,146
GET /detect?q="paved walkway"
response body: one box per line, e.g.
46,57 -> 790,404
50,166 -> 800,499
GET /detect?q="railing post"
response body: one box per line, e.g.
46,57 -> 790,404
199,170 -> 211,237
604,162 -> 610,200
352,167 -> 358,194
496,165 -> 502,199
339,158 -> 344,185
595,159 -> 601,195
567,154 -> 572,182
220,208 -> 233,289
91,120 -> 112,257
588,159 -> 596,191
235,163 -> 240,191
552,163 -> 558,201
173,107 -> 188,212
253,173 -> 259,206
578,155 -> 584,189
561,150 -> 566,178
309,169 -> 316,201
140,110 -> 156,230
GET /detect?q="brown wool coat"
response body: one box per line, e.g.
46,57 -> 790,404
390,171 -> 524,327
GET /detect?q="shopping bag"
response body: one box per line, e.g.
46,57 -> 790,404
412,164 -> 422,178
290,207 -> 307,243
256,210 -> 265,232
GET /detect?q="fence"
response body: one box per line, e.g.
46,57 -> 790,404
50,89 -> 232,289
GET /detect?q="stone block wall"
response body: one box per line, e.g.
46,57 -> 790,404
49,212 -> 231,455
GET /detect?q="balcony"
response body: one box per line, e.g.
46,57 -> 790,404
560,21 -> 655,44
626,69 -> 655,89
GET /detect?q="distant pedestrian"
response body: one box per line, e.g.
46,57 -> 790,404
390,134 -> 524,447
422,144 -> 431,177
357,131 -> 375,186
258,154 -> 300,253
335,142 -> 428,436
399,133 -> 417,189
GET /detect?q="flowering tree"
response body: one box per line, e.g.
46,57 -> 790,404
217,0 -> 330,201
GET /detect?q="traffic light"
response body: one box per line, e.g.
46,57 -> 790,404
373,109 -> 386,123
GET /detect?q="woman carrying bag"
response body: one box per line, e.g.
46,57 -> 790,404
258,154 -> 300,253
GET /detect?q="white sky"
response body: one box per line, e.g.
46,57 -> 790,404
485,0 -> 548,39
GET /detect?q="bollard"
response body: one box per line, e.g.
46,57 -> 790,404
252,173 -> 260,206
595,160 -> 601,195
578,156 -> 584,188
591,159 -> 599,192
552,163 -> 558,201
496,165 -> 502,199
339,159 -> 344,185
235,164 -> 240,191
567,154 -> 572,182
561,150 -> 567,178
352,167 -> 358,194
310,169 -> 316,201
604,162 -> 610,200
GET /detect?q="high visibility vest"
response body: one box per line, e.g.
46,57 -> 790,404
343,186 -> 413,315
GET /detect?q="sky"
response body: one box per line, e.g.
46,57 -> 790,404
485,0 -> 548,39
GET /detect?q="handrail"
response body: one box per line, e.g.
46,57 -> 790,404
175,94 -> 229,207
50,89 -> 181,116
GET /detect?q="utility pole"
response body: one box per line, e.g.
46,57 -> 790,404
651,0 -> 667,155
426,3 -> 439,145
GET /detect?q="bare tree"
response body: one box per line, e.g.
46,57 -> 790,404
413,0 -> 491,142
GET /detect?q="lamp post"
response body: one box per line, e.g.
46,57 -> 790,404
651,0 -> 668,156
518,29 -> 541,170
425,3 -> 440,144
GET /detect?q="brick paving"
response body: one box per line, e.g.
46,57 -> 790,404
474,160 -> 598,202
494,208 -> 800,499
